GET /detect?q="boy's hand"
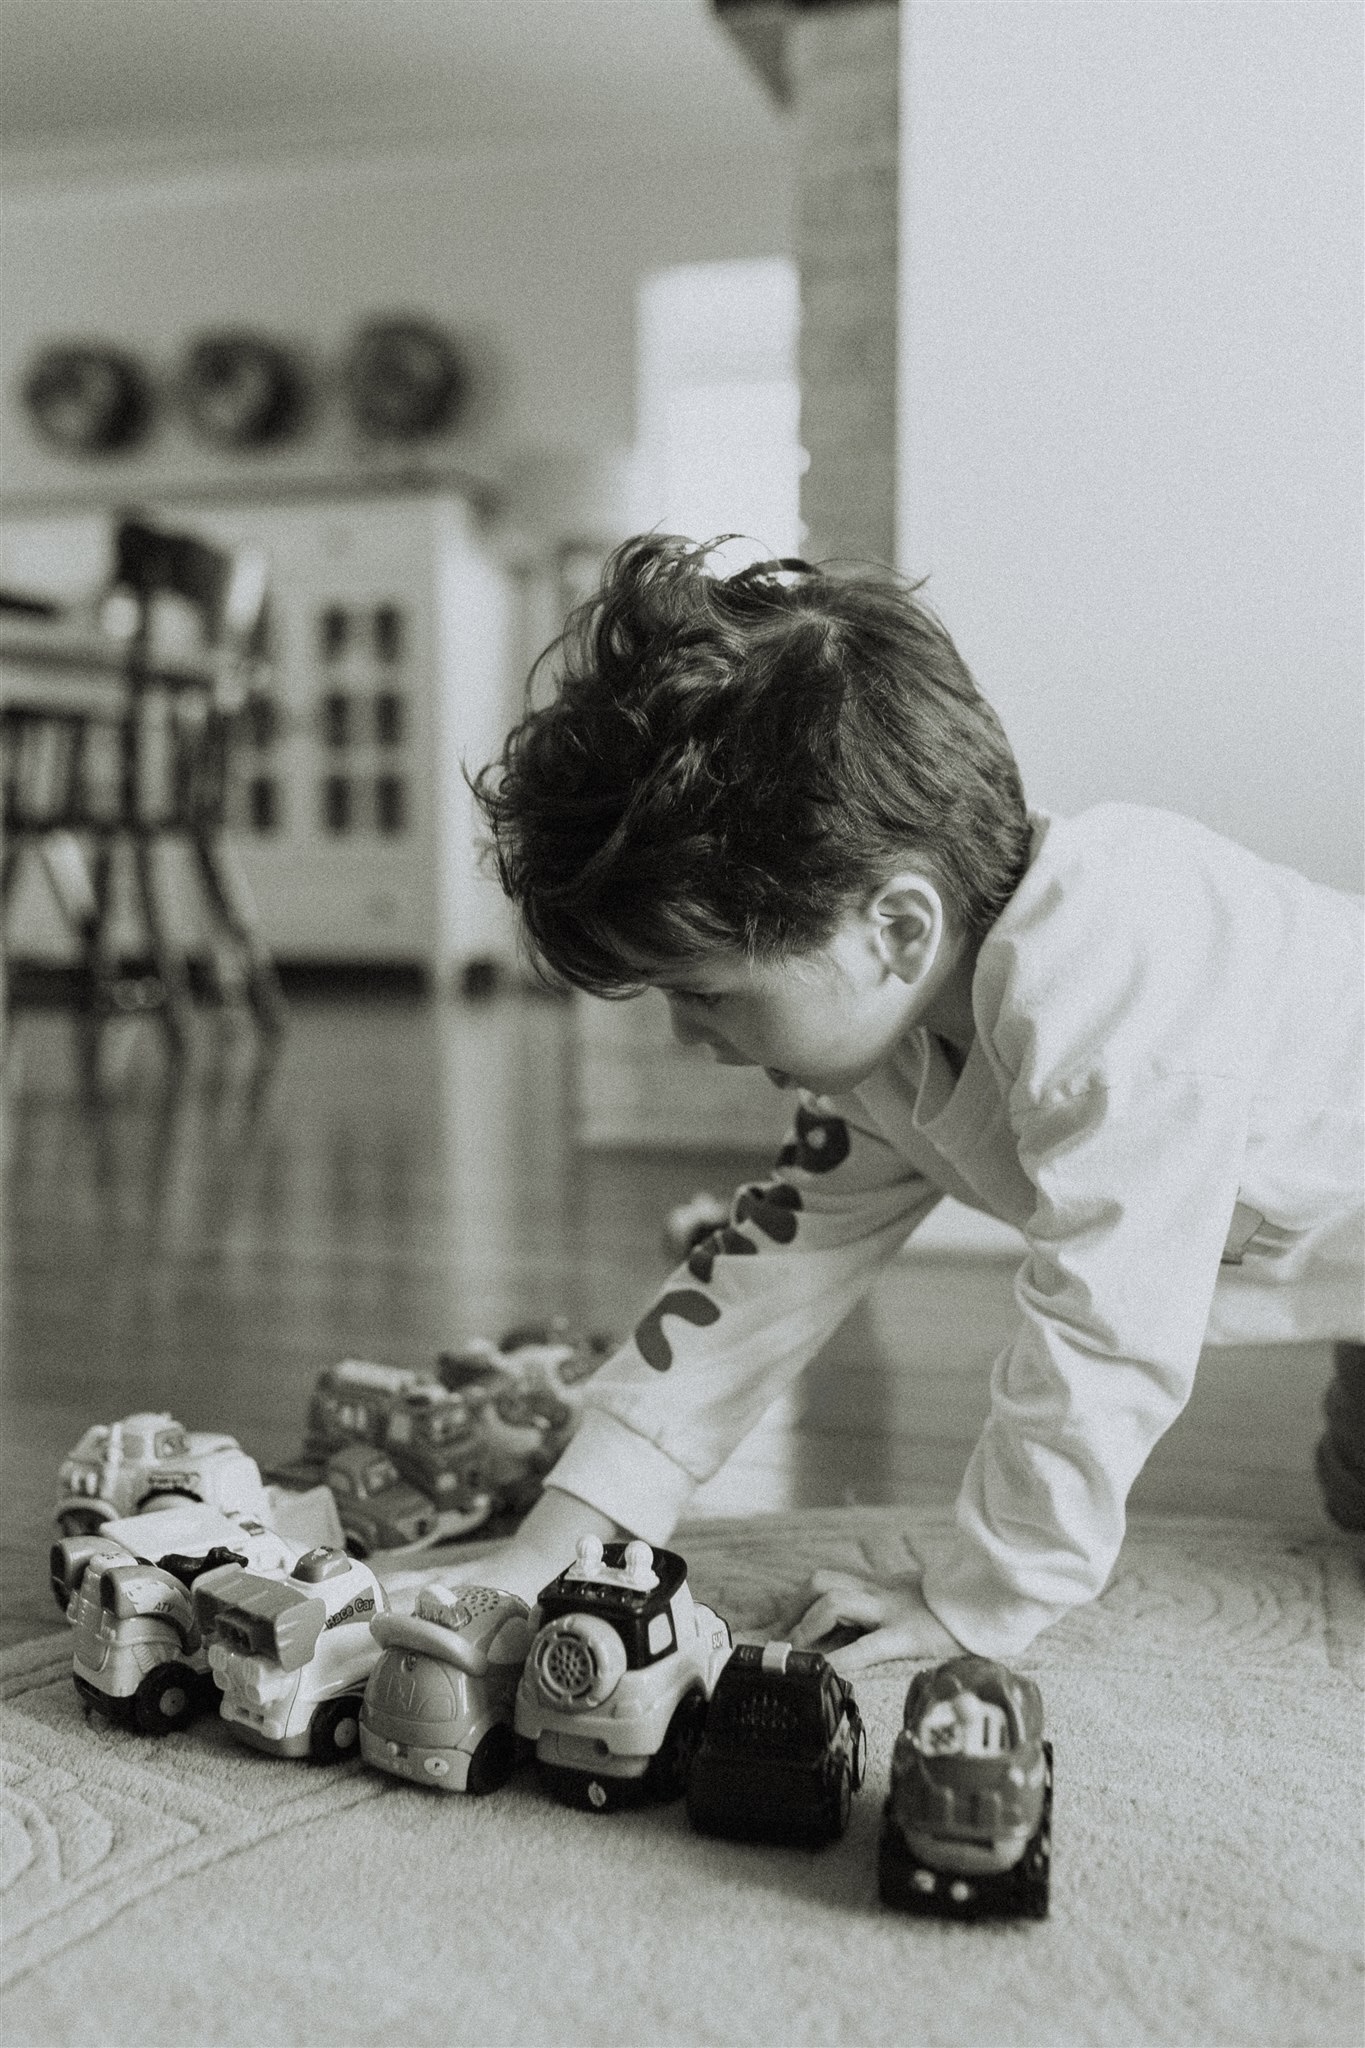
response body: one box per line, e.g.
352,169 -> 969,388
788,1568 -> 961,1676
411,1486 -> 624,1609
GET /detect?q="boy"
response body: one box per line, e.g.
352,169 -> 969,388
467,536 -> 1364,1669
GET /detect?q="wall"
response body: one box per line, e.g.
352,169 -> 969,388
898,0 -> 1363,891
1,110 -> 795,977
0,131 -> 793,516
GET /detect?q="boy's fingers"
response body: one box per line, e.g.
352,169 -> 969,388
788,1582 -> 888,1649
807,1567 -> 872,1596
787,1593 -> 843,1648
826,1626 -> 906,1677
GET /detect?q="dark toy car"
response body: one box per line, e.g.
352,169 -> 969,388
879,1654 -> 1052,1919
685,1640 -> 867,1846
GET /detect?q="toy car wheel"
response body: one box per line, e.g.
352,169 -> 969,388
56,1508 -> 104,1538
132,1662 -> 198,1736
822,1758 -> 853,1842
1014,1741 -> 1054,1918
642,1688 -> 707,1804
851,1718 -> 869,1791
308,1695 -> 364,1764
464,1722 -> 517,1796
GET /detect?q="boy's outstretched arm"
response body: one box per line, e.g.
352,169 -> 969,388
432,1486 -> 624,1603
441,1098 -> 942,1604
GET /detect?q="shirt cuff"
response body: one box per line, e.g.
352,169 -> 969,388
920,1548 -> 1067,1661
546,1407 -> 699,1546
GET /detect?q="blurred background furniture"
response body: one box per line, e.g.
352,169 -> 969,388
1,515 -> 285,1048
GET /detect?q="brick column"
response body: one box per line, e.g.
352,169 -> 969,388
790,0 -> 899,567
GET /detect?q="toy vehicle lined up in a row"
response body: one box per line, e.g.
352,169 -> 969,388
513,1536 -> 733,1811
878,1655 -> 1053,1919
686,1639 -> 867,1846
56,1504 -> 1052,1920
360,1583 -> 533,1793
193,1546 -> 387,1761
51,1501 -> 302,1734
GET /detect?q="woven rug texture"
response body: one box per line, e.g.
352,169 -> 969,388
1,1506 -> 1362,2048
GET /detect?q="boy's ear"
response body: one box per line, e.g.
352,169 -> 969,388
865,872 -> 946,986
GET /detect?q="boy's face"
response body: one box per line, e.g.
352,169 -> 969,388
647,910 -> 936,1098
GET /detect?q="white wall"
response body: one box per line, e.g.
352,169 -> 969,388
0,132 -> 791,512
898,0 -> 1362,892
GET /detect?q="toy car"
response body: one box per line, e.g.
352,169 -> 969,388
53,1502 -> 300,1736
360,1583 -> 533,1794
304,1356 -> 438,1461
381,1384 -> 492,1538
878,1654 -> 1052,1919
323,1442 -> 438,1556
438,1329 -> 609,1517
514,1535 -> 732,1811
685,1640 -> 867,1845
55,1412 -> 270,1536
194,1545 -> 386,1761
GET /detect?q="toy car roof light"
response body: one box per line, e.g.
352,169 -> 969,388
291,1547 -> 352,1584
567,1535 -> 659,1592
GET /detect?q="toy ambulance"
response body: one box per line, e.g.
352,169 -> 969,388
194,1545 -> 386,1762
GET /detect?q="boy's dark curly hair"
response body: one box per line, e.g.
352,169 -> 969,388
471,535 -> 1031,995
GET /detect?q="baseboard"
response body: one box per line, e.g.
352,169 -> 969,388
1,953 -> 554,1005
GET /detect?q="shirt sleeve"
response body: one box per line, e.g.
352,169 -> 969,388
549,1094 -> 943,1541
920,1062 -> 1252,1658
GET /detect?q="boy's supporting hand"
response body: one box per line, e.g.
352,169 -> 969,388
425,1487 -> 624,1608
788,1567 -> 961,1676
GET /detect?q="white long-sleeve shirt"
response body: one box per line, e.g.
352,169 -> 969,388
550,805 -> 1365,1656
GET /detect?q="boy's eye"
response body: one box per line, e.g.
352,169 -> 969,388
674,990 -> 723,1010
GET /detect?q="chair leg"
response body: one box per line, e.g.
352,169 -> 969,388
189,829 -> 286,1036
131,834 -> 194,1051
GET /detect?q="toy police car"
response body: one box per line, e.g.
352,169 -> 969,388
685,1640 -> 867,1846
879,1654 -> 1052,1919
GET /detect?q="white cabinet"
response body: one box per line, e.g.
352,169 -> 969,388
186,492 -> 513,978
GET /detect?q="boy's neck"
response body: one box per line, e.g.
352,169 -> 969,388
917,927 -> 982,1063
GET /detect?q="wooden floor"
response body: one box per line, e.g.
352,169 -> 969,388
1,990 -> 1337,1649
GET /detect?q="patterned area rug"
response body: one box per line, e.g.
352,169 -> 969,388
2,1508 -> 1362,2048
